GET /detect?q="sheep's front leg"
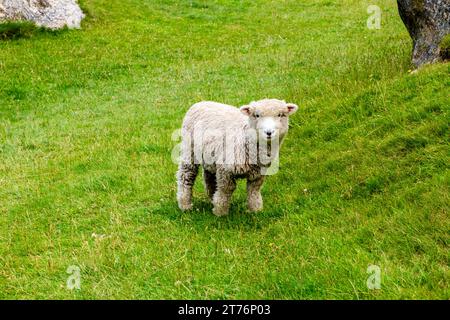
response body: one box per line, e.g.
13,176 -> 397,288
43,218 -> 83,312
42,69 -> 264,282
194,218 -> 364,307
212,171 -> 236,216
247,176 -> 265,212
177,163 -> 199,211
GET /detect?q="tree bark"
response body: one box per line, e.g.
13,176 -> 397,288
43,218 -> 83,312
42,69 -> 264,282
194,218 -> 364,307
397,0 -> 450,67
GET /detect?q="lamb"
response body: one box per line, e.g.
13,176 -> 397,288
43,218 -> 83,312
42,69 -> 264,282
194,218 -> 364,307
176,99 -> 298,216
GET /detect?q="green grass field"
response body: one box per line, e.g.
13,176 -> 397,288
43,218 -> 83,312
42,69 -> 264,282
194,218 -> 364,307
0,0 -> 448,299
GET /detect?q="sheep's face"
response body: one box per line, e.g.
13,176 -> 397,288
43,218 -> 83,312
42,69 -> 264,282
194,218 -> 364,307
240,99 -> 298,142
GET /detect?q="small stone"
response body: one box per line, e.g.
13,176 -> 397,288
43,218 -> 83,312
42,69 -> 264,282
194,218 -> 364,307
0,0 -> 85,29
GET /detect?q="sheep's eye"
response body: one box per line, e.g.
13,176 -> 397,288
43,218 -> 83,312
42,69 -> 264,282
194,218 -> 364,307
255,114 -> 260,118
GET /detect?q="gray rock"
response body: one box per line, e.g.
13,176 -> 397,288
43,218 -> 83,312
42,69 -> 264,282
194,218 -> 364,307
0,0 -> 85,29
397,0 -> 450,67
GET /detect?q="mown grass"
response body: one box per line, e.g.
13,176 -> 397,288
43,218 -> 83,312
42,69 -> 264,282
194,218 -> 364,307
0,0 -> 448,299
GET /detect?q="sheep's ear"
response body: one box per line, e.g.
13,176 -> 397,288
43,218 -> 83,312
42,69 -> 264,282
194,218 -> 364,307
286,103 -> 298,115
240,105 -> 253,116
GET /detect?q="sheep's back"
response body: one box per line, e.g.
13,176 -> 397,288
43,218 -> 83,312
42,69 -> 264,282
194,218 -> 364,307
182,101 -> 246,133
181,101 -> 250,169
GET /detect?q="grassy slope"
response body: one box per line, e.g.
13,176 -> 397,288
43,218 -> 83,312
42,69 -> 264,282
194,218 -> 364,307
0,0 -> 448,299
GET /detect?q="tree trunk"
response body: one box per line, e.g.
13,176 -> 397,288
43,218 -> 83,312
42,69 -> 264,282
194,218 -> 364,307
397,0 -> 450,67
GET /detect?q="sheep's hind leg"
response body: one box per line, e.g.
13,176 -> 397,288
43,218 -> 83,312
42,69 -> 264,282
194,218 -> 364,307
203,170 -> 216,203
247,176 -> 265,212
177,163 -> 199,211
212,171 -> 236,216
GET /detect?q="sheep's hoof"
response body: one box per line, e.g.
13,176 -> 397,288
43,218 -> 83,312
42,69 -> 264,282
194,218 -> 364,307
249,206 -> 263,212
178,200 -> 193,211
248,196 -> 263,212
213,206 -> 229,217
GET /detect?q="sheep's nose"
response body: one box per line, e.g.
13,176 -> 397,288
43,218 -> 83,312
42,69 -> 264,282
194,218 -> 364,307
264,129 -> 275,137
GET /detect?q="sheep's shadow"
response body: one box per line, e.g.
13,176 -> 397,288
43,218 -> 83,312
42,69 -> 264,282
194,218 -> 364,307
150,197 -> 286,232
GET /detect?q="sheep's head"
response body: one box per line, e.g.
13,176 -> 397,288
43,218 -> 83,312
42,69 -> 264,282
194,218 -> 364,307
240,99 -> 298,142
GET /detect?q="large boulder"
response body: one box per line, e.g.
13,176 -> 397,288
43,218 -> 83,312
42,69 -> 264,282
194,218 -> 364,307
397,0 -> 450,67
0,0 -> 85,29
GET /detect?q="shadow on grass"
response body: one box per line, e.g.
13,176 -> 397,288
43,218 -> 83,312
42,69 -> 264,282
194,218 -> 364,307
0,21 -> 69,41
149,199 -> 287,231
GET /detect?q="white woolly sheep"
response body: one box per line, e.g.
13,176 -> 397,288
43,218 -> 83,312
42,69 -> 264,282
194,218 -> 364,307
176,99 -> 298,216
